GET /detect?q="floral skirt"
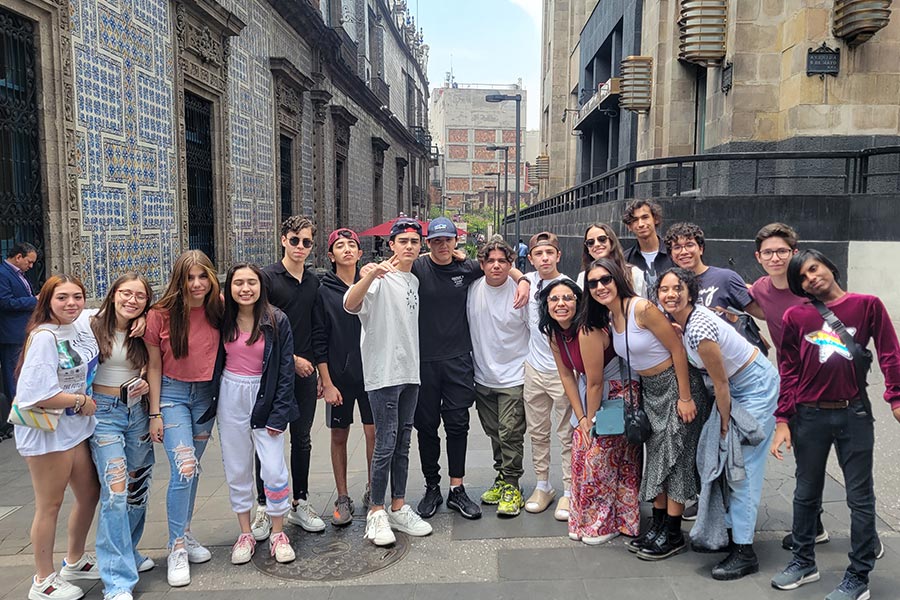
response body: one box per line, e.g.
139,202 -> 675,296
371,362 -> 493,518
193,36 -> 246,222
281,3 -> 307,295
568,380 -> 642,538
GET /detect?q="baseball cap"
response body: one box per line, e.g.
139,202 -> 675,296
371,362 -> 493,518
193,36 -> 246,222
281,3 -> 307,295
389,218 -> 422,239
426,217 -> 458,240
327,228 -> 360,250
528,231 -> 560,253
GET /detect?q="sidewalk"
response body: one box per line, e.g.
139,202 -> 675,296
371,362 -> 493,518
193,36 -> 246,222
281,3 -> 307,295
0,398 -> 897,600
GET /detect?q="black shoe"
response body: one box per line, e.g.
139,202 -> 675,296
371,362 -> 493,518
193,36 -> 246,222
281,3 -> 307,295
628,508 -> 665,554
712,544 -> 760,581
447,485 -> 482,520
637,516 -> 686,561
682,500 -> 698,521
781,517 -> 830,551
416,484 -> 443,519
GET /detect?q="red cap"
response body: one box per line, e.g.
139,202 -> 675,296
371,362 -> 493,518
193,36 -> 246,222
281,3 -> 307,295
328,228 -> 360,250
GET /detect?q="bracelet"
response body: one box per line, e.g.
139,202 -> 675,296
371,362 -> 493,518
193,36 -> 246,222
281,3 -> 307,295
148,413 -> 163,420
73,394 -> 84,413
577,415 -> 587,422
677,398 -> 694,403
517,275 -> 530,284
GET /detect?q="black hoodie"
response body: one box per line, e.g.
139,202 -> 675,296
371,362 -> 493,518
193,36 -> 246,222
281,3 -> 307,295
312,270 -> 364,388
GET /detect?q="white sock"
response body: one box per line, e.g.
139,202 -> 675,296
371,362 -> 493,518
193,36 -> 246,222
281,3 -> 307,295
536,480 -> 552,493
563,490 -> 571,498
450,485 -> 460,491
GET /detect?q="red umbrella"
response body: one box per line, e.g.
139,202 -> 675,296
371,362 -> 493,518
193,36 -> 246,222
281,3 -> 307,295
358,217 -> 468,237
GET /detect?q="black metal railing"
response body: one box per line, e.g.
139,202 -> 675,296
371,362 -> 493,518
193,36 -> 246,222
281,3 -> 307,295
409,125 -> 432,149
515,146 -> 900,222
185,92 -> 215,262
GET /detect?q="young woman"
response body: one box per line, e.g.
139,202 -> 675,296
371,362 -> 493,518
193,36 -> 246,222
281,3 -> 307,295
576,223 -> 646,297
658,268 -> 777,580
145,250 -> 222,587
200,264 -> 298,565
538,279 -> 641,545
585,258 -> 709,561
88,273 -> 156,600
14,275 -> 100,600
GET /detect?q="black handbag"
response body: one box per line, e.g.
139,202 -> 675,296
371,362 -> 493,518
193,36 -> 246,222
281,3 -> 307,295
620,298 -> 652,445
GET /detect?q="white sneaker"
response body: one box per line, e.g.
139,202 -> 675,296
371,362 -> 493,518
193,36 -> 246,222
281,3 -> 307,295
28,573 -> 84,600
182,532 -> 211,563
166,548 -> 190,587
59,553 -> 100,581
269,531 -> 295,563
251,506 -> 272,541
364,509 -> 396,546
387,504 -> 433,537
582,531 -> 620,545
230,533 -> 256,565
104,593 -> 133,600
286,499 -> 326,532
137,556 -> 155,573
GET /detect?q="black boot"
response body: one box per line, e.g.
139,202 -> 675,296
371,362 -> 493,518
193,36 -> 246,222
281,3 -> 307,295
637,515 -> 686,561
711,543 -> 759,580
627,507 -> 666,554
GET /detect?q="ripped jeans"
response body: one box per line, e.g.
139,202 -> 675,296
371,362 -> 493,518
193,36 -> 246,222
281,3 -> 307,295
89,392 -> 154,597
159,376 -> 214,548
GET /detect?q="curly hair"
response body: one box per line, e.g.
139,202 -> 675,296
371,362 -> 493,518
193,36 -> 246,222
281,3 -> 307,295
622,199 -> 662,226
663,222 -> 705,251
281,215 -> 316,238
655,267 -> 699,307
477,235 -> 515,264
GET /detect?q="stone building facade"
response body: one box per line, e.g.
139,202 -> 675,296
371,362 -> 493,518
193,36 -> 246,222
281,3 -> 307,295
0,0 -> 431,297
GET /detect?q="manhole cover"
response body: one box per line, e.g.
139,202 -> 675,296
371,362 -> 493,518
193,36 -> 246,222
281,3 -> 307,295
251,518 -> 409,581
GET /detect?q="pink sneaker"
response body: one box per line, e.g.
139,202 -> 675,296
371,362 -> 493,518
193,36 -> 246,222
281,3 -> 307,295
230,533 -> 256,565
269,531 -> 295,563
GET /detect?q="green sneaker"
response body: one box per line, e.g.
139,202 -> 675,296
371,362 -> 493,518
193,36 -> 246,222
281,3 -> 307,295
497,484 -> 524,517
480,477 -> 505,505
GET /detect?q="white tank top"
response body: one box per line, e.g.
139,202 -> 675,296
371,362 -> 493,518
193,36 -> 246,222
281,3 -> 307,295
93,331 -> 141,387
611,298 -> 672,371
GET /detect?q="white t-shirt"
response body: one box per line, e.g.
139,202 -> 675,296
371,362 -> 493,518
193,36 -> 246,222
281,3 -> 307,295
467,278 -> 529,388
683,305 -> 756,378
345,271 -> 420,391
14,313 -> 98,456
641,250 -> 659,267
524,272 -> 576,373
576,265 -> 647,298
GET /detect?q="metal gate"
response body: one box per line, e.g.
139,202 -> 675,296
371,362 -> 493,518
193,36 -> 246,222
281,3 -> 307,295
185,92 -> 215,263
279,135 -> 292,222
0,7 -> 44,283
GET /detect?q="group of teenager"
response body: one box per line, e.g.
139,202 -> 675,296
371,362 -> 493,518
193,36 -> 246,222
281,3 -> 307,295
6,199 -> 899,600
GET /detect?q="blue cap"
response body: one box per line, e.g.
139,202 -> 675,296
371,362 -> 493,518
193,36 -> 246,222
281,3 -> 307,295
426,217 -> 458,240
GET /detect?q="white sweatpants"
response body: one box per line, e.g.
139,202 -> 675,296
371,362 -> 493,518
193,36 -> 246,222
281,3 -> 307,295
217,370 -> 291,516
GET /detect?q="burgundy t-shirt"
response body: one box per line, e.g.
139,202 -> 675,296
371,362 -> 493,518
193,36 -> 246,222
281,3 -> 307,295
749,275 -> 805,359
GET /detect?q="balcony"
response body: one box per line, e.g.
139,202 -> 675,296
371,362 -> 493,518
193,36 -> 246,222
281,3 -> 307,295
409,125 -> 432,149
371,76 -> 390,106
573,78 -> 621,131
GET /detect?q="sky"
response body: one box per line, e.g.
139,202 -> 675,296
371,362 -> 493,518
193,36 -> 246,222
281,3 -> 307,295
414,0 -> 542,129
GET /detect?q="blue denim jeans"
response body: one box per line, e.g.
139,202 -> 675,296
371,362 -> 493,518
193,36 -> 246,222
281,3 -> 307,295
89,392 -> 154,597
368,384 -> 419,507
725,354 -> 777,544
159,376 -> 214,547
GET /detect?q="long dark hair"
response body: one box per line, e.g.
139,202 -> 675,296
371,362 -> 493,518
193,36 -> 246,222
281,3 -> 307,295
538,278 -> 582,338
787,248 -> 841,299
15,274 -> 86,377
222,263 -> 274,345
91,272 -> 153,369
580,222 -> 628,274
152,250 -> 223,358
577,257 -> 636,333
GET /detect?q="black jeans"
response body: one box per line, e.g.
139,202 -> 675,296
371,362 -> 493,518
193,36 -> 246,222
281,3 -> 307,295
256,371 -> 318,503
790,403 -> 877,582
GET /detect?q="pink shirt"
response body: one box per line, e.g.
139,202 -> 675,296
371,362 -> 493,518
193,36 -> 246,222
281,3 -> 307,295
224,331 -> 264,376
145,307 -> 219,381
749,275 -> 805,360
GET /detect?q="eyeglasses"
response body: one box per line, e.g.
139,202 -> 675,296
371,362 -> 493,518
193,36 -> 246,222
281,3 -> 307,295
759,248 -> 793,260
117,289 -> 148,302
584,235 -> 609,248
289,236 -> 313,248
670,242 -> 699,253
587,275 -> 614,289
548,294 -> 576,303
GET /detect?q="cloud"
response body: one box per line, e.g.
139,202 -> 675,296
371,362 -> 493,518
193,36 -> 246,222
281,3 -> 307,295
508,0 -> 542,30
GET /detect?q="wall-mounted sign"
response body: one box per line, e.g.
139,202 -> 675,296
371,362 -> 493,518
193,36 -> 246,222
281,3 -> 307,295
721,62 -> 733,94
807,43 -> 840,77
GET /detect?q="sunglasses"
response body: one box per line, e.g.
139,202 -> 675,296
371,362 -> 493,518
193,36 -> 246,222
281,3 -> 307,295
584,235 -> 609,248
548,294 -> 576,303
288,236 -> 313,249
587,274 -> 615,289
335,230 -> 355,241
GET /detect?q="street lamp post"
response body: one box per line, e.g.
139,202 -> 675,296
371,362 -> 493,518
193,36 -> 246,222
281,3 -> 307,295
485,171 -> 501,233
486,144 -> 509,238
485,93 -> 522,245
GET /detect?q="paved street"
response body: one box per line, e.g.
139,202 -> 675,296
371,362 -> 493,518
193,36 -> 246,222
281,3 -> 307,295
0,382 -> 898,600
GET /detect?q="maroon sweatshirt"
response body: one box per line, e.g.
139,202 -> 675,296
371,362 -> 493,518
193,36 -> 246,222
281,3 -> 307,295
776,293 -> 900,423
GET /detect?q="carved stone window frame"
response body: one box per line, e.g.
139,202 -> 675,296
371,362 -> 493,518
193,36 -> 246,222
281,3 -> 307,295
173,0 -> 244,270
371,136 -> 390,223
270,57 -> 313,227
3,0 -> 79,279
330,105 -> 357,230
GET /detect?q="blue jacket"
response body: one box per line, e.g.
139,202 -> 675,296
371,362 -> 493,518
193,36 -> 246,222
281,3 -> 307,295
0,261 -> 37,344
200,308 -> 299,431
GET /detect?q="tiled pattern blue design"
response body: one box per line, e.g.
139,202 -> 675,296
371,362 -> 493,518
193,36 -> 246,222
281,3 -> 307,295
72,0 -> 177,298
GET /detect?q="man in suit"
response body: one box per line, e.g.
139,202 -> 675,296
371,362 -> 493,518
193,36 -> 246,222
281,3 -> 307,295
0,242 -> 38,435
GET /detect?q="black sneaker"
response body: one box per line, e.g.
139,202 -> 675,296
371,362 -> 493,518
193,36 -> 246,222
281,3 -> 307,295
447,485 -> 482,520
711,544 -> 760,581
636,517 -> 686,561
416,484 -> 443,519
682,501 -> 698,521
781,518 -> 830,551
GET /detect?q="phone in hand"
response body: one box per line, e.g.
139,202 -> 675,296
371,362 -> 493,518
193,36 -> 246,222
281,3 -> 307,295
120,377 -> 144,407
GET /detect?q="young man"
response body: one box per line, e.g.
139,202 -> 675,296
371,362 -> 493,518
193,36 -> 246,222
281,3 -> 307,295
0,242 -> 38,437
770,249 -> 900,600
622,199 -> 673,292
257,216 -> 325,538
516,239 -> 528,271
522,231 -> 576,520
750,223 -> 801,359
344,218 -> 433,546
467,236 -> 530,517
411,217 -> 528,520
312,228 -> 375,526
